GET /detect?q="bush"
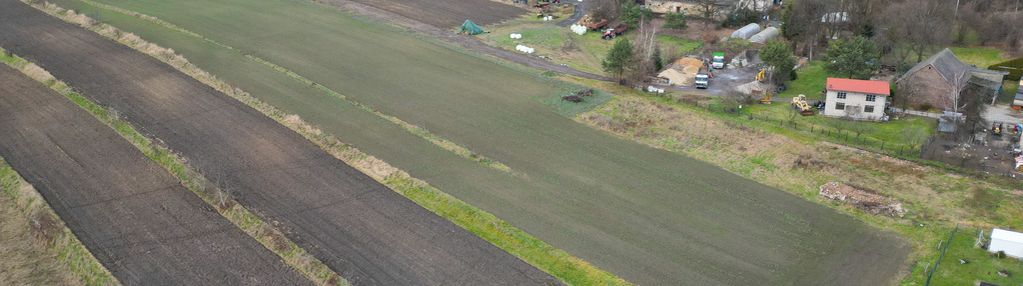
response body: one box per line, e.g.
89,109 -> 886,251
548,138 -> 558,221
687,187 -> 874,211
995,250 -> 1007,259
663,12 -> 686,29
990,57 -> 1023,81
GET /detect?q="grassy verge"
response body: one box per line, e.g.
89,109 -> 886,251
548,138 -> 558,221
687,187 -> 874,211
570,78 -> 1023,285
0,46 -> 344,286
28,2 -> 627,284
0,159 -> 117,286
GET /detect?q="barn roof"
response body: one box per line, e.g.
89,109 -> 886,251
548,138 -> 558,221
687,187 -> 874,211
826,78 -> 890,96
898,49 -> 972,85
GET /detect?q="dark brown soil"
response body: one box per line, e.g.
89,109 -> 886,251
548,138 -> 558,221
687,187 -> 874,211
0,1 -> 557,285
0,65 -> 311,285
340,0 -> 525,28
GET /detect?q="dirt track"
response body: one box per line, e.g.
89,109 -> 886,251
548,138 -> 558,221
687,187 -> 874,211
0,65 -> 311,285
343,0 -> 525,28
0,1 -> 557,285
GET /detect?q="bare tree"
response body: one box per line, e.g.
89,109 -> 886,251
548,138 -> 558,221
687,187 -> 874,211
878,0 -> 954,63
941,70 -> 971,114
627,18 -> 659,83
588,0 -> 621,21
693,0 -> 720,20
783,0 -> 832,59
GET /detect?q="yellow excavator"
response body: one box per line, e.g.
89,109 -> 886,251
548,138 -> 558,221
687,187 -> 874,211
755,68 -> 772,104
791,94 -> 814,116
755,68 -> 767,82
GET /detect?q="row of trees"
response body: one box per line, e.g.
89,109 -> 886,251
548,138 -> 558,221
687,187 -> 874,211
783,0 -> 1023,67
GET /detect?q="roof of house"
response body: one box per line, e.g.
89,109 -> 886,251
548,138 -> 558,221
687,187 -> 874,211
826,78 -> 890,96
898,48 -> 973,85
992,228 -> 1023,243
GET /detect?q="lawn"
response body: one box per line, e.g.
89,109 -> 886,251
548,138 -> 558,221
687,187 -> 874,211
738,102 -> 936,153
482,18 -> 613,74
656,34 -> 702,56
930,228 -> 1023,286
950,47 -> 1010,68
60,0 -> 911,284
780,61 -> 829,99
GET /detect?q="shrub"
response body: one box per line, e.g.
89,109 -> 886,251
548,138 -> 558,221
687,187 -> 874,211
989,57 -> 1023,81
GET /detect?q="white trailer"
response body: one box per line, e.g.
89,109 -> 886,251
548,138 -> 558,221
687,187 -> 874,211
990,228 -> 1023,259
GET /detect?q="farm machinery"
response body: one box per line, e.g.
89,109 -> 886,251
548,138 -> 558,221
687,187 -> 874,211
791,94 -> 815,116
601,23 -> 628,40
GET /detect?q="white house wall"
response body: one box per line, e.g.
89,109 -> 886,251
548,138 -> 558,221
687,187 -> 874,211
823,90 -> 887,120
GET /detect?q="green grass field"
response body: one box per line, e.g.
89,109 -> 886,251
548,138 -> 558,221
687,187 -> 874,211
656,34 -> 703,56
780,61 -> 829,99
55,0 -> 910,284
950,47 -> 1010,68
929,228 -> 1023,285
570,81 -> 1023,285
482,19 -> 614,74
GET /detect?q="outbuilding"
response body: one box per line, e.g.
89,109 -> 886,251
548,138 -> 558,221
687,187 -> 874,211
989,228 -> 1023,259
749,27 -> 779,44
730,23 -> 761,40
822,78 -> 890,121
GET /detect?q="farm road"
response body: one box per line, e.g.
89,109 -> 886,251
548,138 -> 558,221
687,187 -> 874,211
0,2 -> 558,285
0,65 -> 310,285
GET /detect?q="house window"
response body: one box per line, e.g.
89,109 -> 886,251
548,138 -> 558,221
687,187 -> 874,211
835,102 -> 845,110
866,94 -> 876,102
837,92 -> 847,99
864,105 -> 875,113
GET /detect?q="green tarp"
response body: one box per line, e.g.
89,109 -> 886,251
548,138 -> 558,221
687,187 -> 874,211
460,19 -> 484,35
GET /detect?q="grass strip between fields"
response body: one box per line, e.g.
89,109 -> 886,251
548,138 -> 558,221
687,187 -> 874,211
65,0 -> 517,175
0,53 -> 117,285
26,1 -> 630,284
0,159 -> 118,286
0,47 -> 346,286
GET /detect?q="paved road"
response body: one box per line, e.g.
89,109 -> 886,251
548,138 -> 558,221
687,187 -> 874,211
0,1 -> 557,285
0,65 -> 311,285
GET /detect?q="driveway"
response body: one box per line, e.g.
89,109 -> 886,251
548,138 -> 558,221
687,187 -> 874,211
983,103 -> 1023,125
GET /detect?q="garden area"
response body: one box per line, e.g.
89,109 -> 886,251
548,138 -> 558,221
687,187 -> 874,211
482,17 -> 704,75
482,18 -> 615,74
928,227 -> 1023,285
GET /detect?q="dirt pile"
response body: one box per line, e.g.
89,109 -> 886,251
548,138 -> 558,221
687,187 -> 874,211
820,182 -> 906,217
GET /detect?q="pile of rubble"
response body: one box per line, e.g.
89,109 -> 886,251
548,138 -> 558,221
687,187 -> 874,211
820,182 -> 906,217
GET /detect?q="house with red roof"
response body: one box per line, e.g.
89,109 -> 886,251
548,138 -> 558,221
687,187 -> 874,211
822,78 -> 890,121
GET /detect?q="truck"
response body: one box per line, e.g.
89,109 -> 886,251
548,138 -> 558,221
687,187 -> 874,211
694,72 -> 710,89
711,52 -> 726,69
